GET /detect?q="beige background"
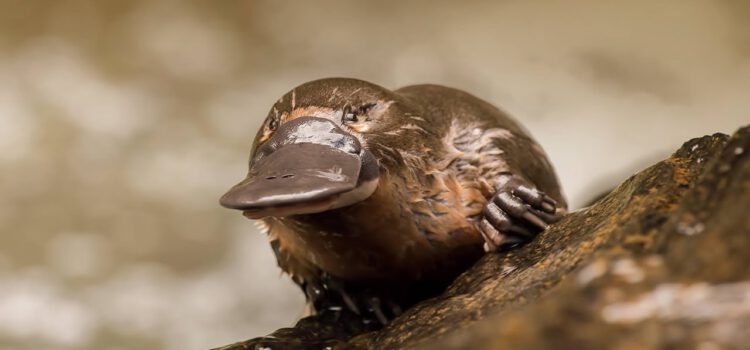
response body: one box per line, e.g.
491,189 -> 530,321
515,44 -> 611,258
0,1 -> 748,349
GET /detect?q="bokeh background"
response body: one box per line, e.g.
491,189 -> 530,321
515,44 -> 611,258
1,1 -> 748,349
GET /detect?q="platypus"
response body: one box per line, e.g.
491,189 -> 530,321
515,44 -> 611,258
220,78 -> 566,323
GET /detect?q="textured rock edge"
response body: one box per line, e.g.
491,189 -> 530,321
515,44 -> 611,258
214,125 -> 750,350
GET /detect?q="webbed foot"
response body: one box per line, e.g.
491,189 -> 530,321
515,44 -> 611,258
304,274 -> 402,325
479,174 -> 565,252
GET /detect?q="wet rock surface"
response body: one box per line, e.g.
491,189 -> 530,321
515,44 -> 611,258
215,125 -> 750,350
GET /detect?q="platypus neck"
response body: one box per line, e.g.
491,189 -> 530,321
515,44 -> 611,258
279,174 -> 418,238
263,171 -> 477,281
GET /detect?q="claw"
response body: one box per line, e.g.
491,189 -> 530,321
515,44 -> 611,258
494,192 -> 527,217
512,182 -> 557,214
541,201 -> 556,213
483,242 -> 492,252
522,211 -> 548,230
532,208 -> 559,223
512,184 -> 543,204
327,279 -> 361,315
507,224 -> 533,238
484,203 -> 511,230
479,218 -> 505,248
479,218 -> 528,251
368,297 -> 389,325
386,300 -> 403,317
310,274 -> 406,325
480,175 -> 563,252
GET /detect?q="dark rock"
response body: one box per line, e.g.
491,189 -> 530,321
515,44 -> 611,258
213,125 -> 750,350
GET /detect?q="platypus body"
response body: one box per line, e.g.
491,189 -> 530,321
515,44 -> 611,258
221,78 -> 566,321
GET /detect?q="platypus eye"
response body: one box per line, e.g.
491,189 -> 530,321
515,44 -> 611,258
342,103 -> 377,125
267,115 -> 279,132
342,111 -> 357,124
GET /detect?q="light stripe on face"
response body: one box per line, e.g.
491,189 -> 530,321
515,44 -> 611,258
282,106 -> 335,123
259,106 -> 336,144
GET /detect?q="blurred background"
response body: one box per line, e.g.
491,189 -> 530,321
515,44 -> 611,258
0,0 -> 748,349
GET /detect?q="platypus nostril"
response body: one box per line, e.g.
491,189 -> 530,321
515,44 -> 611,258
265,176 -> 277,180
282,174 -> 295,178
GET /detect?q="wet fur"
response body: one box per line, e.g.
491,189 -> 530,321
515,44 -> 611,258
253,79 -> 566,309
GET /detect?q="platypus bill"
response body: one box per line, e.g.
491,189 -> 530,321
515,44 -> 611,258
220,78 -> 567,323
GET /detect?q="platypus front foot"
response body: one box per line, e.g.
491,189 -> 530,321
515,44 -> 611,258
479,174 -> 564,252
306,274 -> 402,325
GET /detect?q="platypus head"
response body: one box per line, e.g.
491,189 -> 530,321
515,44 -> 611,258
220,78 -> 420,219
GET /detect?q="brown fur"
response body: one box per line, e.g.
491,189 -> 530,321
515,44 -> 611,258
250,78 -> 566,303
